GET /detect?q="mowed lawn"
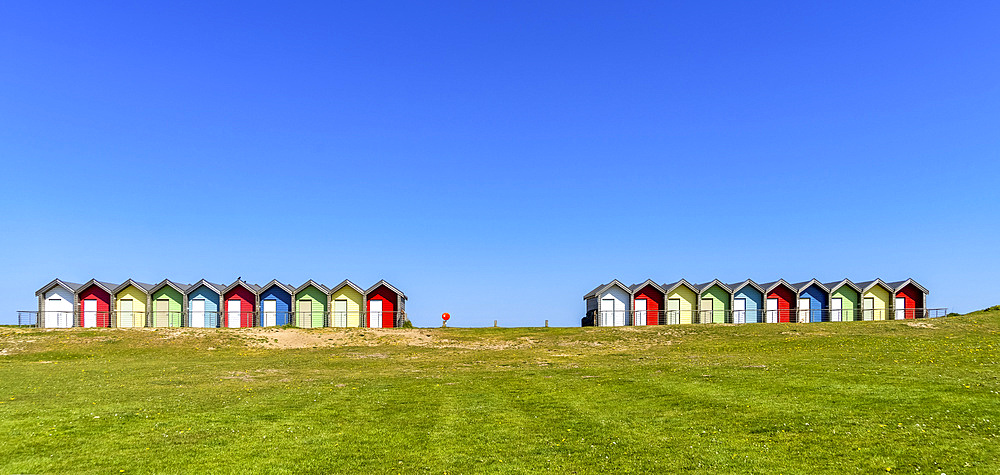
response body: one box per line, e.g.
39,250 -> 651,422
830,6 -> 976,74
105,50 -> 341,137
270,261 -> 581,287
0,311 -> 998,474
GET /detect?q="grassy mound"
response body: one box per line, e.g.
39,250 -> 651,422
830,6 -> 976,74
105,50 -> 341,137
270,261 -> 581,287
0,311 -> 998,473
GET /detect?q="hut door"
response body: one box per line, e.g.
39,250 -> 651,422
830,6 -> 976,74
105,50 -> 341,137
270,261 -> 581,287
298,300 -> 312,328
667,299 -> 680,325
734,298 -> 746,324
333,299 -> 347,327
369,299 -> 383,328
119,299 -> 133,327
831,298 -> 842,322
262,300 -> 276,327
227,300 -> 241,328
83,299 -> 97,328
863,297 -> 874,321
191,299 -> 206,328
156,299 -> 169,327
634,299 -> 646,326
766,298 -> 778,323
798,298 -> 810,323
895,297 -> 906,320
700,298 -> 713,324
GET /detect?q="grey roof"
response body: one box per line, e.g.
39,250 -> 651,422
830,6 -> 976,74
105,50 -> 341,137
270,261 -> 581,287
728,279 -> 764,294
365,280 -> 407,300
258,279 -> 295,296
857,279 -> 892,293
662,279 -> 698,295
793,279 -> 830,294
583,279 -> 630,299
329,279 -> 364,296
223,279 -> 261,295
35,278 -> 82,296
185,279 -> 225,296
149,279 -> 191,295
295,279 -> 331,295
887,279 -> 929,295
76,279 -> 116,295
824,279 -> 861,294
628,279 -> 665,295
112,279 -> 155,295
761,279 -> 796,294
697,279 -> 732,294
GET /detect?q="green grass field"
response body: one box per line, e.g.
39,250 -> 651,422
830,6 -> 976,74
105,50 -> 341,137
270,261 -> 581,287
1,310 -> 998,473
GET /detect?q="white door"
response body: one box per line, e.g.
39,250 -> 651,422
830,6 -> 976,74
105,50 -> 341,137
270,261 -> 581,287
734,298 -> 746,324
369,299 -> 383,328
634,299 -> 647,326
895,297 -> 906,320
831,298 -> 842,322
262,300 -> 276,327
798,298 -> 810,323
46,291 -> 73,328
766,298 -> 778,323
701,298 -> 713,324
863,297 -> 874,321
667,298 -> 680,325
83,299 -> 97,328
119,299 -> 133,327
190,299 -> 206,328
333,299 -> 348,327
227,300 -> 241,328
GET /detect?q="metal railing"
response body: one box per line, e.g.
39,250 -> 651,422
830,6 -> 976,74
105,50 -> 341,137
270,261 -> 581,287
590,308 -> 949,326
13,310 -> 408,328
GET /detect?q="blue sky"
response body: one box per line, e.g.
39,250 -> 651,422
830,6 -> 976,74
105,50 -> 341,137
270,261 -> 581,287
1,1 -> 998,326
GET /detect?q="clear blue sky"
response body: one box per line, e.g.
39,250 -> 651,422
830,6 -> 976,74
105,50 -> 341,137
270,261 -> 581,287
1,1 -> 998,326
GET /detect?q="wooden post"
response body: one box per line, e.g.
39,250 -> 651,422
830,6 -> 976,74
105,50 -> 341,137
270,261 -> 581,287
545,319 -> 549,328
494,320 -> 497,327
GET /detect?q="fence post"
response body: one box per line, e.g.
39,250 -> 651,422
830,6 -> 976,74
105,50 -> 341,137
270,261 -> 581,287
545,320 -> 548,328
494,320 -> 497,327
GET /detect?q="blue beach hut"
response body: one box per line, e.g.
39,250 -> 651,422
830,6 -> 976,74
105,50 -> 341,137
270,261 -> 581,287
185,280 -> 223,328
258,280 -> 294,327
794,279 -> 829,323
728,280 -> 764,324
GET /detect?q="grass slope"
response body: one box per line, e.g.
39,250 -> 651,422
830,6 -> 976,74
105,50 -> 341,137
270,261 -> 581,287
0,311 -> 998,473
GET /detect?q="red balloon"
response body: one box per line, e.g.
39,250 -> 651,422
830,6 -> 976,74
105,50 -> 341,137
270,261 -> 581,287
442,313 -> 450,321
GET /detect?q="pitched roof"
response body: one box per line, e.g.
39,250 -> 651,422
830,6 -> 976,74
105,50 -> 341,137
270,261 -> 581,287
35,278 -> 82,296
76,279 -> 115,295
365,280 -> 407,300
887,279 -> 929,295
761,279 -> 796,294
794,279 -> 830,294
329,279 -> 364,295
662,279 -> 699,295
728,279 -> 764,294
295,279 -> 330,295
258,279 -> 294,296
857,278 -> 892,293
697,279 -> 732,294
583,279 -> 630,299
112,279 -> 154,295
223,279 -> 261,295
149,279 -> 191,295
824,279 -> 861,294
185,279 -> 225,295
628,279 -> 665,295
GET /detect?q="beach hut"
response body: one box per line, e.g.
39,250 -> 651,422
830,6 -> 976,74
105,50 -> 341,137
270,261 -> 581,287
583,280 -> 631,326
223,280 -> 259,328
824,279 -> 861,322
36,279 -> 81,328
662,279 -> 699,325
149,280 -> 189,328
294,280 -> 330,328
794,279 -> 829,323
698,280 -> 732,324
365,280 -> 407,328
75,279 -> 115,328
329,280 -> 364,328
858,279 -> 893,321
762,280 -> 796,323
113,280 -> 153,328
258,280 -> 293,327
889,279 -> 929,320
185,280 -> 223,328
628,280 -> 665,326
729,280 -> 764,324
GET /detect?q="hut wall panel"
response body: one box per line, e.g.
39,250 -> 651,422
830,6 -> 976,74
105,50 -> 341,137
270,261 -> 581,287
799,284 -> 828,323
733,286 -> 762,323
597,286 -> 630,326
224,286 -> 256,327
633,285 -> 663,325
259,286 -> 291,326
43,287 -> 74,328
152,286 -> 183,327
296,286 -> 327,328
188,285 -> 221,328
863,285 -> 891,321
701,285 -> 731,323
366,284 -> 397,328
830,286 -> 859,321
767,285 -> 795,323
667,286 -> 697,324
330,286 -> 363,328
77,285 -> 111,327
896,284 -> 924,319
115,285 -> 148,328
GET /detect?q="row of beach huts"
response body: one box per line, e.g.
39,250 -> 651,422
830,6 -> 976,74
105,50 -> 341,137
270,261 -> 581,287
584,278 -> 942,326
34,278 -> 407,329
